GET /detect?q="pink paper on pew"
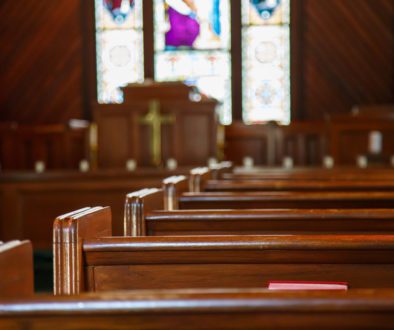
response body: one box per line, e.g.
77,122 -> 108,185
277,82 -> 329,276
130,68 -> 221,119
268,281 -> 348,291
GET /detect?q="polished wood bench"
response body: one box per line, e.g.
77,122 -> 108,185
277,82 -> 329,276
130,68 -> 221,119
185,166 -> 394,194
54,207 -> 394,295
125,188 -> 394,236
0,240 -> 34,297
0,168 -> 192,248
222,167 -> 394,181
145,209 -> 394,236
2,289 -> 394,329
163,169 -> 394,209
178,191 -> 394,209
204,179 -> 394,192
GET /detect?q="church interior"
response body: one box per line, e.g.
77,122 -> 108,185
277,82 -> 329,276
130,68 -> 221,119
1,0 -> 394,328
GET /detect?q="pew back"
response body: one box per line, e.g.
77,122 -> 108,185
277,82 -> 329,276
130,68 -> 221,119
54,208 -> 394,294
179,191 -> 394,209
204,179 -> 394,192
124,188 -> 163,236
82,235 -> 394,292
144,209 -> 394,236
162,176 -> 188,210
0,240 -> 33,297
125,186 -> 394,236
53,207 -> 111,295
2,289 -> 394,329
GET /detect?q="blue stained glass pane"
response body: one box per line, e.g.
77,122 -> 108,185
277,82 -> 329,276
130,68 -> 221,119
242,0 -> 290,124
242,0 -> 289,26
95,0 -> 144,103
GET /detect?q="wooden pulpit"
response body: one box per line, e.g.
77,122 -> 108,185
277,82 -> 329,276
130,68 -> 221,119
94,82 -> 218,168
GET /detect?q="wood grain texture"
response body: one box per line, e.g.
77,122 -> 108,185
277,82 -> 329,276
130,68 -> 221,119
223,167 -> 394,181
79,235 -> 394,292
54,207 -> 112,295
162,175 -> 188,210
0,240 -> 33,297
124,188 -> 164,236
299,0 -> 394,119
1,289 -> 394,329
0,123 -> 89,170
224,121 -> 394,166
204,179 -> 394,192
179,191 -> 394,209
94,101 -> 218,168
145,209 -> 394,236
0,168 -> 191,248
0,0 -> 85,123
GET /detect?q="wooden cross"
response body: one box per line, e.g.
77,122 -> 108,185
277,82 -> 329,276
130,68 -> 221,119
139,100 -> 175,167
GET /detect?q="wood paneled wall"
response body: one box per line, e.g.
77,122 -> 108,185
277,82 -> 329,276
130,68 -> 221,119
297,0 -> 394,119
0,0 -> 86,123
0,0 -> 392,123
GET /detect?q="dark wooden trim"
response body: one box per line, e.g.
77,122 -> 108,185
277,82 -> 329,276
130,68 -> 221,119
290,0 -> 305,120
81,0 -> 98,119
231,0 -> 243,122
143,0 -> 155,79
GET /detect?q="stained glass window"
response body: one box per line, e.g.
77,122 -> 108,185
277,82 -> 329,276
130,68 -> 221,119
95,0 -> 144,103
154,0 -> 232,124
242,0 -> 290,124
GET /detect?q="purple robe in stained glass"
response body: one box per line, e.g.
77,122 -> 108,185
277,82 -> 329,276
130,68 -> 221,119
165,7 -> 200,48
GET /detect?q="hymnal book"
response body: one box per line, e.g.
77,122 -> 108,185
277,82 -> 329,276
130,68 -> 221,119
268,281 -> 348,291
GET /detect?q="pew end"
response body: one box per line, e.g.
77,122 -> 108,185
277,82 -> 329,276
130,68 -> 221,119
189,167 -> 210,192
0,240 -> 34,297
1,289 -> 394,329
209,161 -> 234,180
124,189 -> 164,236
53,207 -> 112,295
162,175 -> 188,210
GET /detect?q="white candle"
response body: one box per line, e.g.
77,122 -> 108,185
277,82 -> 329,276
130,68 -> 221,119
89,123 -> 98,148
242,157 -> 254,169
323,156 -> 334,169
368,131 -> 383,155
79,159 -> 90,172
283,156 -> 294,169
208,157 -> 218,167
357,155 -> 368,168
35,161 -> 45,173
166,158 -> 178,170
126,159 -> 137,172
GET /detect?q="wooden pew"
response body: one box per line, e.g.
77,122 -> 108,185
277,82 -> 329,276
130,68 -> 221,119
189,166 -> 394,192
0,240 -> 34,297
204,179 -> 394,192
0,122 -> 89,171
162,176 -> 188,210
125,188 -> 394,236
53,207 -> 111,295
178,191 -> 394,209
222,167 -> 394,181
2,289 -> 394,329
0,168 -> 192,248
224,120 -> 394,166
54,207 -> 394,294
189,167 -> 210,192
